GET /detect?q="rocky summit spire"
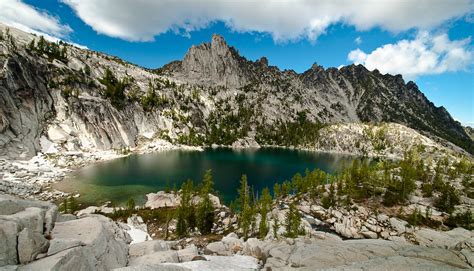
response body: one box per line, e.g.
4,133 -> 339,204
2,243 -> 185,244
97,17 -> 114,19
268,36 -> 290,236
180,34 -> 249,87
211,34 -> 228,50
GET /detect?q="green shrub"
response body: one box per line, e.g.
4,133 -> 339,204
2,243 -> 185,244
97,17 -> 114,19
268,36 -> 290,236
99,68 -> 128,109
446,210 -> 473,230
435,184 -> 460,214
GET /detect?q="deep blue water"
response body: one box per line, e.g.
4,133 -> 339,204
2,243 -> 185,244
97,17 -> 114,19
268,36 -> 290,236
55,148 -> 359,205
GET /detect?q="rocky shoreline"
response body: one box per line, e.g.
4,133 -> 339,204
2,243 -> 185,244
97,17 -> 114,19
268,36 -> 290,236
0,139 -> 203,201
1,193 -> 473,270
0,125 -> 418,203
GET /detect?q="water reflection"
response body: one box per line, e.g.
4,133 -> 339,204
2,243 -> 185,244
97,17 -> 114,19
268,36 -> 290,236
55,148 -> 363,205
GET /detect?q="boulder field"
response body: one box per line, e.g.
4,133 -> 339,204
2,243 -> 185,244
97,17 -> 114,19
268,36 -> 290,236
1,194 -> 473,270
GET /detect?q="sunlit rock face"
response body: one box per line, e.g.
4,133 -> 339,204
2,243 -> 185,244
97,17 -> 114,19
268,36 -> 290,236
0,23 -> 471,161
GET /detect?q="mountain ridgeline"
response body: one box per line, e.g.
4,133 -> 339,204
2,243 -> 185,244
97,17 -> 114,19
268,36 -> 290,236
0,25 -> 472,159
161,35 -> 472,153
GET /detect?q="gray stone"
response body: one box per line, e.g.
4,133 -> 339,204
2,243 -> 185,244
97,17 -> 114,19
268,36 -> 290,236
361,231 -> 378,239
19,247 -> 95,271
177,245 -> 199,262
205,241 -> 230,256
129,240 -> 172,258
242,238 -> 266,261
56,214 -> 76,222
47,238 -> 85,256
114,265 -> 191,271
44,205 -> 58,235
0,195 -> 25,215
50,215 -> 129,270
0,220 -> 19,266
221,234 -> 243,253
128,250 -> 179,266
413,227 -> 473,249
389,217 -> 407,234
76,206 -> 100,217
264,238 -> 470,270
17,228 -> 49,264
1,207 -> 45,233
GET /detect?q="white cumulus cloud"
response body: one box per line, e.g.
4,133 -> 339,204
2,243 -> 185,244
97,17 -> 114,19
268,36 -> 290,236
0,0 -> 71,38
61,0 -> 474,42
348,32 -> 473,79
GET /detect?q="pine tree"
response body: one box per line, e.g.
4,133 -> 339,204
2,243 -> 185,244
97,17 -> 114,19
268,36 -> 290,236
435,184 -> 460,214
272,215 -> 280,239
238,174 -> 253,239
399,151 -> 417,201
285,202 -> 302,238
258,187 -> 272,239
37,36 -> 46,53
176,179 -> 193,238
176,207 -> 187,238
28,39 -> 35,51
60,197 -> 69,213
60,46 -> 67,60
99,68 -> 127,109
197,170 -> 215,235
68,196 -> 79,213
126,197 -> 135,211
273,183 -> 281,199
84,64 -> 91,76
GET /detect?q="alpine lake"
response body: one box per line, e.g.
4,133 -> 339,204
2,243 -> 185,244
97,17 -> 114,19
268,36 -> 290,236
54,148 -> 364,206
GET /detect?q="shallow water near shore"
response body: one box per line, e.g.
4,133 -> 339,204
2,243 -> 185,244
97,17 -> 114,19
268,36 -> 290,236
54,148 -> 362,206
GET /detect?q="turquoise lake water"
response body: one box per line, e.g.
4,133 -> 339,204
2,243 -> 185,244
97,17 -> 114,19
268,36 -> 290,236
55,148 -> 360,205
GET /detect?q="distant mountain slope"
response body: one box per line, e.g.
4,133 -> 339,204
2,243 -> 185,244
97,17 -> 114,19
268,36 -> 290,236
0,24 -> 472,159
465,126 -> 474,141
161,35 -> 473,153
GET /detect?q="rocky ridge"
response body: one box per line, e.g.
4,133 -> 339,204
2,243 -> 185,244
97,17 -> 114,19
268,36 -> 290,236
0,23 -> 472,163
162,34 -> 473,154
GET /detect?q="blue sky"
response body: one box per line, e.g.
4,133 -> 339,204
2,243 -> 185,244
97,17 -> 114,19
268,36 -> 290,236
1,0 -> 473,126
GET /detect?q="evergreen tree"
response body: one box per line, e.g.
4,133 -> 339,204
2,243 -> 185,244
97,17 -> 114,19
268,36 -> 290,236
126,197 -> 135,211
258,187 -> 272,239
196,170 -> 215,234
272,215 -> 280,239
84,64 -> 91,76
281,181 -> 291,197
285,202 -> 302,238
322,182 -> 336,208
238,174 -> 254,239
27,39 -> 35,51
407,207 -> 421,226
273,183 -> 281,199
68,196 -> 79,213
99,68 -> 128,109
176,179 -> 194,237
60,46 -> 67,60
176,206 -> 187,238
60,197 -> 69,213
37,36 -> 46,52
398,151 -> 417,201
435,184 -> 460,214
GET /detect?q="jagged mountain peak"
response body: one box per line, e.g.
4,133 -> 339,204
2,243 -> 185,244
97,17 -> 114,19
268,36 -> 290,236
0,24 -> 471,156
211,33 -> 228,48
169,34 -> 250,87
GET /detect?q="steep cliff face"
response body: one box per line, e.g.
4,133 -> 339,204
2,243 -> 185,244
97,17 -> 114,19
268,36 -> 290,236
0,25 -> 176,158
0,51 -> 55,158
0,24 -> 472,159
